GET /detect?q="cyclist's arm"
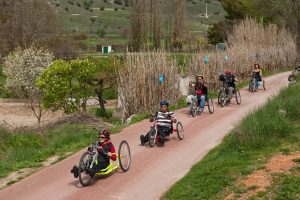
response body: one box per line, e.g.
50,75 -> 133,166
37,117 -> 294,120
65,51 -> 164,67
189,81 -> 195,88
169,112 -> 177,123
108,145 -> 117,161
203,82 -> 208,89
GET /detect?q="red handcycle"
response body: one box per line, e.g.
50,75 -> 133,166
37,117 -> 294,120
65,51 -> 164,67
148,120 -> 184,147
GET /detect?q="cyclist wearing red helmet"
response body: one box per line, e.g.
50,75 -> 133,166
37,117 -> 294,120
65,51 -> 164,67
223,69 -> 238,103
71,128 -> 116,178
140,100 -> 177,145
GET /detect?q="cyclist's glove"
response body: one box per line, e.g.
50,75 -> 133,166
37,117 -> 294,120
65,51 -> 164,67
98,147 -> 109,158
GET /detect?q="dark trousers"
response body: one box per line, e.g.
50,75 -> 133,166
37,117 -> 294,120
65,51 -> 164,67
143,126 -> 172,142
89,161 -> 109,176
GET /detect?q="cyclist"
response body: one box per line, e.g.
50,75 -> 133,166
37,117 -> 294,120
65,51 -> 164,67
71,128 -> 116,178
223,70 -> 238,103
252,63 -> 262,91
140,100 -> 177,145
189,75 -> 208,113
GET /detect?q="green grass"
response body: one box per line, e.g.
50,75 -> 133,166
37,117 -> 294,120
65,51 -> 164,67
269,174 -> 300,200
0,124 -> 96,178
163,72 -> 300,199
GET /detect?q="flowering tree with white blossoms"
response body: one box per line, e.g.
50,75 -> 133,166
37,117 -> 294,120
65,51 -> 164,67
3,47 -> 53,132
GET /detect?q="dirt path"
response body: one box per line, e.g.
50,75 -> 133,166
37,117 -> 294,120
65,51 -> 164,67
0,99 -> 65,129
0,72 -> 290,200
0,99 -> 117,130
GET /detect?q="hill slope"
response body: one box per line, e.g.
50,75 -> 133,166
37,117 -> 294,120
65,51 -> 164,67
50,0 -> 226,47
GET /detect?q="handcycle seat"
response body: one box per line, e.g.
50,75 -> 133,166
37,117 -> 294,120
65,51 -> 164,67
96,162 -> 118,175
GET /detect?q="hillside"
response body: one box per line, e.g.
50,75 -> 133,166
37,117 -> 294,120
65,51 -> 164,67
49,0 -> 226,48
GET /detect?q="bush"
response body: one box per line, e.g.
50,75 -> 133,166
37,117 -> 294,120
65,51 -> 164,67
68,1 -> 74,5
114,8 -> 118,11
114,0 -> 123,5
100,7 -> 105,11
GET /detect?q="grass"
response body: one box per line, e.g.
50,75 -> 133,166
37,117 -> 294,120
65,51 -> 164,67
0,124 -> 96,178
269,174 -> 300,200
52,0 -> 225,49
163,72 -> 300,199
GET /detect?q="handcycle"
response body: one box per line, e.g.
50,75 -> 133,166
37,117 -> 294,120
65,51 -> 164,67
148,120 -> 184,147
187,95 -> 214,117
77,140 -> 131,186
248,73 -> 266,92
217,83 -> 241,107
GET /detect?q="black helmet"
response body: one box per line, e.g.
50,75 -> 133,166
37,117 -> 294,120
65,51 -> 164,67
160,100 -> 169,107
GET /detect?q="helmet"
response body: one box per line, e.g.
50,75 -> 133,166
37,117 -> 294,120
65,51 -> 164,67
224,70 -> 231,75
160,100 -> 169,107
99,128 -> 110,139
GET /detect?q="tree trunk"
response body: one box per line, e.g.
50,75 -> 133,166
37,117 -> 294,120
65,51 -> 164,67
97,93 -> 106,113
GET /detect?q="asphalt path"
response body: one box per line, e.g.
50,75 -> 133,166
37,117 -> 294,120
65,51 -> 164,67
0,71 -> 289,200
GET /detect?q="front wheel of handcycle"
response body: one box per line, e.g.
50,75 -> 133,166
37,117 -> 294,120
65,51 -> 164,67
176,122 -> 184,140
190,99 -> 197,117
78,152 -> 93,187
235,89 -> 241,104
118,140 -> 131,172
148,128 -> 156,147
207,98 -> 214,114
248,81 -> 255,92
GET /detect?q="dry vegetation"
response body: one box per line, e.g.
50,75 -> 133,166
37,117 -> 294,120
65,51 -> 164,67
116,51 -> 180,118
188,18 -> 297,90
117,18 -> 297,117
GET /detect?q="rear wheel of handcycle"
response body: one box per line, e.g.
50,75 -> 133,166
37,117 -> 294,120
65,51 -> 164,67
190,99 -> 197,117
148,128 -> 156,147
78,152 -> 93,187
207,98 -> 214,114
262,80 -> 266,90
176,122 -> 184,140
118,140 -> 131,172
235,89 -> 241,104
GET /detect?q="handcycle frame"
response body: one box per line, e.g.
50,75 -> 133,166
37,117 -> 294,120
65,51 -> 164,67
78,140 -> 131,187
217,83 -> 241,107
148,120 -> 184,147
248,75 -> 266,92
189,95 -> 214,117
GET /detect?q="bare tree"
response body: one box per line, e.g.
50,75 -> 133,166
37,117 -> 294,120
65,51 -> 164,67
0,0 -> 58,56
128,0 -> 148,51
152,0 -> 161,49
172,0 -> 187,50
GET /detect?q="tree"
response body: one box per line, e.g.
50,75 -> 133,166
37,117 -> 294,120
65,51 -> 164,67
152,0 -> 161,49
87,57 -> 117,113
128,0 -> 148,51
207,21 -> 231,45
172,0 -> 187,49
37,59 -> 96,114
0,0 -> 58,57
3,47 -> 53,132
